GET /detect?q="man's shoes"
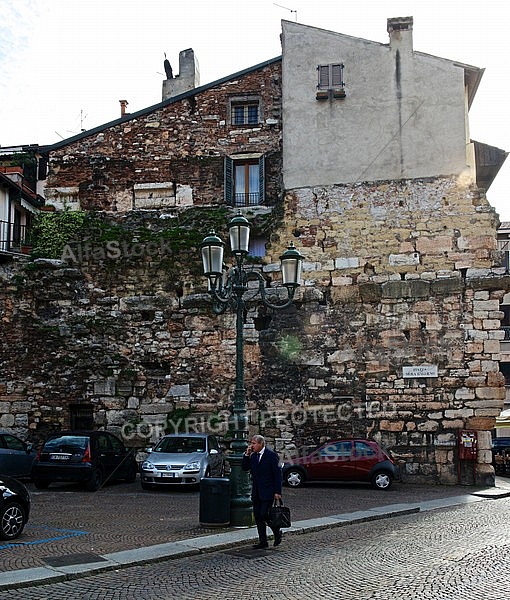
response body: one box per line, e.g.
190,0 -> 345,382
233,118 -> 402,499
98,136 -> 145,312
252,542 -> 269,549
274,530 -> 282,547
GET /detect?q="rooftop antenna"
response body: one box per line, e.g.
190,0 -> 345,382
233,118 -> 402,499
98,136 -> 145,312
273,3 -> 297,21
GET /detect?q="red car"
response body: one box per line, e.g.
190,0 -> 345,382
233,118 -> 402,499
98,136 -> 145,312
282,439 -> 399,490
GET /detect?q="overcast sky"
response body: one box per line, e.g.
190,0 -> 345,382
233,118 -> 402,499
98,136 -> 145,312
1,0 -> 508,219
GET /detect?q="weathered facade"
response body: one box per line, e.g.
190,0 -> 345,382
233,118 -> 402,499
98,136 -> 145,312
0,18 -> 508,485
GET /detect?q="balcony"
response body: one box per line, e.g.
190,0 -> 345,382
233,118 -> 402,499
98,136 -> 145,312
233,192 -> 261,207
0,220 -> 31,254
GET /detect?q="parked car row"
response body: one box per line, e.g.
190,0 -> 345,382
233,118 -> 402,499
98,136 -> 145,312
2,429 -> 399,492
0,431 -> 399,540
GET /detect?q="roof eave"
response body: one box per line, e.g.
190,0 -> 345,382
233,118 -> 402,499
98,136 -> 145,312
40,55 -> 282,153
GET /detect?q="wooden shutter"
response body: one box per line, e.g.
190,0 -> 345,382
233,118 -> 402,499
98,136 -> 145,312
258,155 -> 265,204
331,64 -> 343,87
318,65 -> 330,89
224,156 -> 233,205
318,64 -> 344,89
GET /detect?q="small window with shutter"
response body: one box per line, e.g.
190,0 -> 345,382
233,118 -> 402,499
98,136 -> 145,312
317,63 -> 345,99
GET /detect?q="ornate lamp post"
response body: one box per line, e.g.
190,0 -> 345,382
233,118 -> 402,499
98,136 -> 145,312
201,214 -> 303,526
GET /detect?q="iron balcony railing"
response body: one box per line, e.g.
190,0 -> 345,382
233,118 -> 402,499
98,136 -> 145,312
233,192 -> 260,207
502,326 -> 510,341
0,220 -> 30,253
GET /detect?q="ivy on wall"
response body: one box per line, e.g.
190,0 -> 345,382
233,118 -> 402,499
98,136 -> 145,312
31,210 -> 88,259
30,207 -> 233,262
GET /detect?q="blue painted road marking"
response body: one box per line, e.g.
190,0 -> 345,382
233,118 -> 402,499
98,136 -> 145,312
0,524 -> 88,550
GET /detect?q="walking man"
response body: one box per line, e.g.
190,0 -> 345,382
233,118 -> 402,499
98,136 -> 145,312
242,434 -> 283,549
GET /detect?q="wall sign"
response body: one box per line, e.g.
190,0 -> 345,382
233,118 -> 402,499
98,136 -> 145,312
402,365 -> 438,378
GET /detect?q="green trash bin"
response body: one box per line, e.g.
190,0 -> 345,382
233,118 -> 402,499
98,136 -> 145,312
199,477 -> 231,526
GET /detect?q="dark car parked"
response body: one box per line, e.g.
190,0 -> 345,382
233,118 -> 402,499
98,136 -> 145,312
282,439 -> 399,490
0,474 -> 30,540
32,431 -> 138,491
0,431 -> 37,479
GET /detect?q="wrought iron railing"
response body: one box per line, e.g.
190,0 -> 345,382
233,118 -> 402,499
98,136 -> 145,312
0,220 -> 30,253
502,326 -> 510,341
233,192 -> 260,207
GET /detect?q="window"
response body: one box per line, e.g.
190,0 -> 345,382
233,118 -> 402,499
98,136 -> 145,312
501,304 -> 510,341
224,155 -> 265,207
500,363 -> 510,386
232,103 -> 259,125
228,96 -> 261,126
249,236 -> 266,258
317,63 -> 345,99
69,404 -> 94,430
354,441 -> 376,458
3,435 -> 26,452
319,441 -> 352,458
317,63 -> 344,90
498,237 -> 510,272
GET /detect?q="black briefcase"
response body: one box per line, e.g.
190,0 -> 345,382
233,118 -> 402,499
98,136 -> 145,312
267,499 -> 291,528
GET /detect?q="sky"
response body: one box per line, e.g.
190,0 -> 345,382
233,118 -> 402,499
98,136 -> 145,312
1,0 -> 508,218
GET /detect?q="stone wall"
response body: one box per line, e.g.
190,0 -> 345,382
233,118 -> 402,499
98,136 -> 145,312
0,175 -> 507,486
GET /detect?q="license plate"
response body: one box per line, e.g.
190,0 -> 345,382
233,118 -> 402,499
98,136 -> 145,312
161,472 -> 175,478
50,453 -> 71,461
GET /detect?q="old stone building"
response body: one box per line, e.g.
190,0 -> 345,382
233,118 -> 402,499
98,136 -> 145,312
0,17 -> 508,485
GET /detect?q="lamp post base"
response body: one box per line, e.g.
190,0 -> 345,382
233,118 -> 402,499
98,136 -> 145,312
228,453 -> 253,527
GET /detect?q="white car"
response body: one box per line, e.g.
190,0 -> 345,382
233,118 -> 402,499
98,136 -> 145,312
140,433 -> 226,489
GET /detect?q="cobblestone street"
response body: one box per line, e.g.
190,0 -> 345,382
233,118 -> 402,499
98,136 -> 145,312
2,494 -> 510,600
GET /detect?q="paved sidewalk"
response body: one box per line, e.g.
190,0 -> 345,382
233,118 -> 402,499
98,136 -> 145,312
2,477 -> 510,591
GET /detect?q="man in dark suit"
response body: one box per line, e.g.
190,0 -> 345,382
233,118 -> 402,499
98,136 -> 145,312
242,434 -> 283,549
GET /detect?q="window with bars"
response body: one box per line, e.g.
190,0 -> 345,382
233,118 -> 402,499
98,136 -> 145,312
232,103 -> 259,125
228,96 -> 261,126
224,156 -> 265,207
498,238 -> 510,271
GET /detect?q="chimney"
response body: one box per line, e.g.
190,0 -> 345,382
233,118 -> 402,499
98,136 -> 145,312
387,16 -> 413,52
162,49 -> 200,101
119,99 -> 129,117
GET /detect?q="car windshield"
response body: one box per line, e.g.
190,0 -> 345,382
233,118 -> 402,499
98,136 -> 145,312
43,436 -> 89,452
154,437 -> 206,453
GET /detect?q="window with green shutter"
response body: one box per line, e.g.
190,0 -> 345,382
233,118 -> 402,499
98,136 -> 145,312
224,155 -> 265,207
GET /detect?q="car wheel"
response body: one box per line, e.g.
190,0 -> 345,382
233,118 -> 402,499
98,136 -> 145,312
284,468 -> 305,488
141,481 -> 154,491
125,464 -> 137,483
0,502 -> 26,540
371,471 -> 393,490
85,468 -> 103,492
34,479 -> 50,489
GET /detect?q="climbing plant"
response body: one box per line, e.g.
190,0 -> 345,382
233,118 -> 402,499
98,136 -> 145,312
31,210 -> 88,259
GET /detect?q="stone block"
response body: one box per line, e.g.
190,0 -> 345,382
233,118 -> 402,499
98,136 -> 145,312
475,386 -> 506,400
388,252 -> 420,266
94,379 -> 116,396
466,416 -> 496,430
166,384 -> 191,397
0,414 -> 15,427
382,280 -> 430,299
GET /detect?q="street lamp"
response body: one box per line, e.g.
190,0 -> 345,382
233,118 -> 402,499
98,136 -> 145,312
201,213 -> 303,526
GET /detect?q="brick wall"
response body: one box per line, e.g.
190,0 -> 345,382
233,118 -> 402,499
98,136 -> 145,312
45,62 -> 282,212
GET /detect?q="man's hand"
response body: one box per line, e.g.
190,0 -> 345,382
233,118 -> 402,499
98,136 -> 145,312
274,493 -> 282,501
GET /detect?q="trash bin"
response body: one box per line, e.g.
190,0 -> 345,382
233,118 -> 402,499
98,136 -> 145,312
199,477 -> 231,526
